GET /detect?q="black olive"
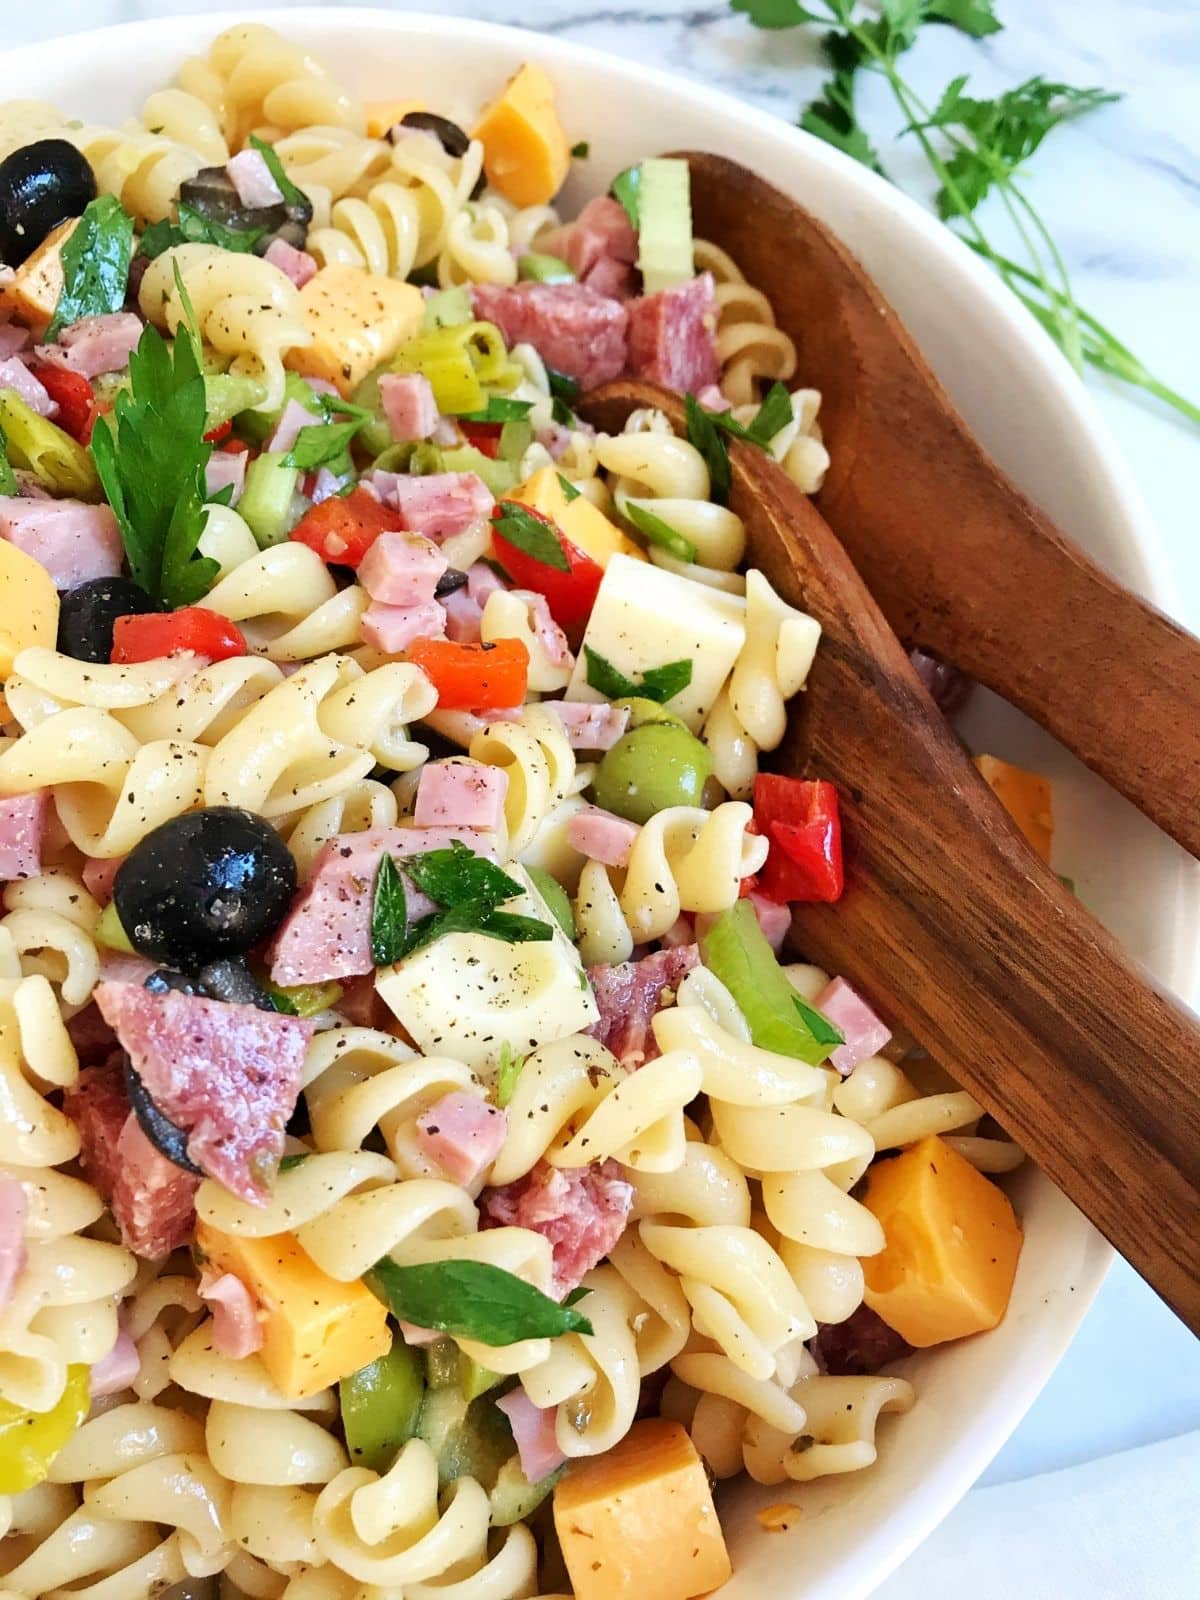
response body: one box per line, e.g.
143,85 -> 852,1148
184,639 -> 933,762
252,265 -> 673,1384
196,958 -> 276,1011
0,139 -> 96,266
122,1055 -> 201,1175
115,806 -> 297,968
57,577 -> 160,664
397,113 -> 485,199
180,165 -> 312,256
144,968 -> 201,997
434,567 -> 469,599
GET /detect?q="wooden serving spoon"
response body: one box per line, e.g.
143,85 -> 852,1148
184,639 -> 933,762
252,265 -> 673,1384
582,382 -> 1200,1332
672,150 -> 1200,860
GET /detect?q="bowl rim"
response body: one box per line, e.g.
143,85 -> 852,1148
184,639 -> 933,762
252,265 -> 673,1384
7,9 -> 1195,1595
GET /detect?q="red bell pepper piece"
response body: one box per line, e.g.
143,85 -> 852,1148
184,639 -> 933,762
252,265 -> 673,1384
290,486 -> 396,568
491,503 -> 604,631
407,636 -> 529,710
30,365 -> 96,445
203,419 -> 233,443
459,420 -> 502,459
112,608 -> 247,665
222,438 -> 250,456
754,774 -> 844,904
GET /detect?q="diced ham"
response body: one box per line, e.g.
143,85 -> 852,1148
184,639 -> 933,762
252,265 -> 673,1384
267,397 -> 318,455
66,1060 -> 199,1259
199,1267 -> 264,1358
415,1092 -> 507,1187
264,238 -> 318,290
0,355 -> 56,417
627,274 -> 719,394
227,148 -> 284,208
0,324 -> 31,358
367,470 -> 495,543
89,1327 -> 140,1397
496,1387 -> 566,1482
39,312 -> 142,379
0,498 -> 123,589
414,761 -> 508,832
269,825 -> 499,988
361,598 -> 446,655
471,282 -> 628,390
94,982 -> 314,1206
748,891 -> 792,953
586,946 -> 700,1069
814,976 -> 891,1076
810,1304 -> 912,1376
442,586 -> 483,644
567,806 -> 639,869
311,465 -> 351,504
0,1176 -> 27,1314
358,530 -> 448,607
482,1159 -> 633,1298
379,372 -> 439,442
540,196 -> 638,303
397,1320 -> 440,1347
696,384 -> 731,413
543,700 -> 630,752
205,449 -> 247,506
0,791 -> 47,881
520,590 -> 572,669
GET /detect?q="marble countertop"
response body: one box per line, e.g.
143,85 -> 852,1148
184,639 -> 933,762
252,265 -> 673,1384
11,0 -> 1200,1532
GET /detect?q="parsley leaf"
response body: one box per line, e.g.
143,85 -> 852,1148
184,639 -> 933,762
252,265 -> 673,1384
278,1152 -> 311,1172
800,27 -> 885,174
370,855 -> 409,967
622,499 -> 698,563
700,382 -> 795,453
731,0 -> 823,26
683,393 -> 731,504
90,284 -> 218,607
551,395 -> 577,428
401,840 -> 525,910
402,903 -> 553,959
546,368 -> 580,403
139,203 -> 265,261
584,647 -> 694,705
284,417 -> 363,471
248,134 -> 310,210
926,0 -> 1002,37
793,994 -> 846,1049
370,1257 -> 593,1345
570,140 -> 591,158
460,397 -> 534,422
496,1041 -> 526,1108
556,472 -> 581,502
492,500 -> 570,572
47,196 -> 134,339
0,425 -> 17,497
611,165 -> 642,228
563,1286 -> 592,1307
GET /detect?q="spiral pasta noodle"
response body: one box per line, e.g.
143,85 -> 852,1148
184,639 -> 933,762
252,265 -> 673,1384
467,707 -> 578,858
694,237 -> 799,406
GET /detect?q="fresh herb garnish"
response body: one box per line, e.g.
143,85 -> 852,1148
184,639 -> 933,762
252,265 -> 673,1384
729,0 -> 1199,427
316,391 -> 376,424
496,1041 -> 527,1108
279,1152 -> 311,1172
551,395 -> 577,428
370,855 -> 409,967
571,140 -> 591,158
284,417 -> 363,472
460,397 -> 534,423
546,368 -> 580,403
139,203 -> 265,261
90,267 -> 219,607
683,394 -> 731,504
248,134 -> 310,210
563,1286 -> 592,1307
403,902 -> 554,958
584,647 -> 694,705
611,165 -> 642,228
492,500 -> 571,572
622,499 -> 699,563
402,841 -> 526,909
713,381 -> 795,447
556,472 -> 581,503
47,196 -> 134,339
370,1257 -> 594,1345
0,425 -> 17,497
793,994 -> 845,1048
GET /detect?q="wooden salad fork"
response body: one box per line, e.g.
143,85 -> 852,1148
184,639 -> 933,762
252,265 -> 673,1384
671,150 -> 1200,861
582,383 -> 1200,1333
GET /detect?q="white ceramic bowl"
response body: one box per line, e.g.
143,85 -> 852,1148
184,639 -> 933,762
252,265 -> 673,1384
10,10 -> 1198,1597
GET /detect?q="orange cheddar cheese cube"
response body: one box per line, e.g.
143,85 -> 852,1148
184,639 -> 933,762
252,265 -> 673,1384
0,218 -> 78,334
975,755 -> 1053,864
365,98 -> 426,139
472,64 -> 570,208
861,1135 -> 1022,1347
553,1418 -> 732,1600
511,466 -> 644,569
195,1221 -> 390,1400
286,266 -> 424,395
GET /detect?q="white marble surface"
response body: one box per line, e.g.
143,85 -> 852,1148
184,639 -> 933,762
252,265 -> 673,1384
13,0 -> 1200,1534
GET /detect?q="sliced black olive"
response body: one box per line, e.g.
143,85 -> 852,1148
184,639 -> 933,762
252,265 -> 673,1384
57,577 -> 160,664
397,113 -> 485,199
144,968 -> 201,997
0,139 -> 96,266
114,806 -> 298,968
180,165 -> 312,255
122,1054 -> 201,1175
196,958 -> 276,1011
434,567 -> 469,599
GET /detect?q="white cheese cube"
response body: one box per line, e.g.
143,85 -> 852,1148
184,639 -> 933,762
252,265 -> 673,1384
375,863 -> 598,1072
564,553 -> 746,731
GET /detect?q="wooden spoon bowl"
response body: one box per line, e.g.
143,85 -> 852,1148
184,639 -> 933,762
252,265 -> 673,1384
581,381 -> 1200,1331
672,150 -> 1200,860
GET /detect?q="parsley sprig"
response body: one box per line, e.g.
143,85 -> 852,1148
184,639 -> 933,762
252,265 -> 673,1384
371,840 -> 554,967
730,0 -> 1199,427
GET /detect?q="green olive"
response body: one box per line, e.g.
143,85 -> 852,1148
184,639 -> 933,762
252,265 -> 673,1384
612,695 -> 690,732
592,724 -> 714,824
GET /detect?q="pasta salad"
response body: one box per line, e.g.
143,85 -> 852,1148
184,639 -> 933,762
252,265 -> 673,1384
0,26 -> 1040,1600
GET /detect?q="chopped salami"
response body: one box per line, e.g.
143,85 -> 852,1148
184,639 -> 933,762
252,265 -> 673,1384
471,282 -> 628,390
539,196 -> 638,302
586,945 -> 700,1069
481,1158 -> 633,1298
93,982 -> 314,1205
809,1304 -> 913,1375
627,274 -> 719,394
